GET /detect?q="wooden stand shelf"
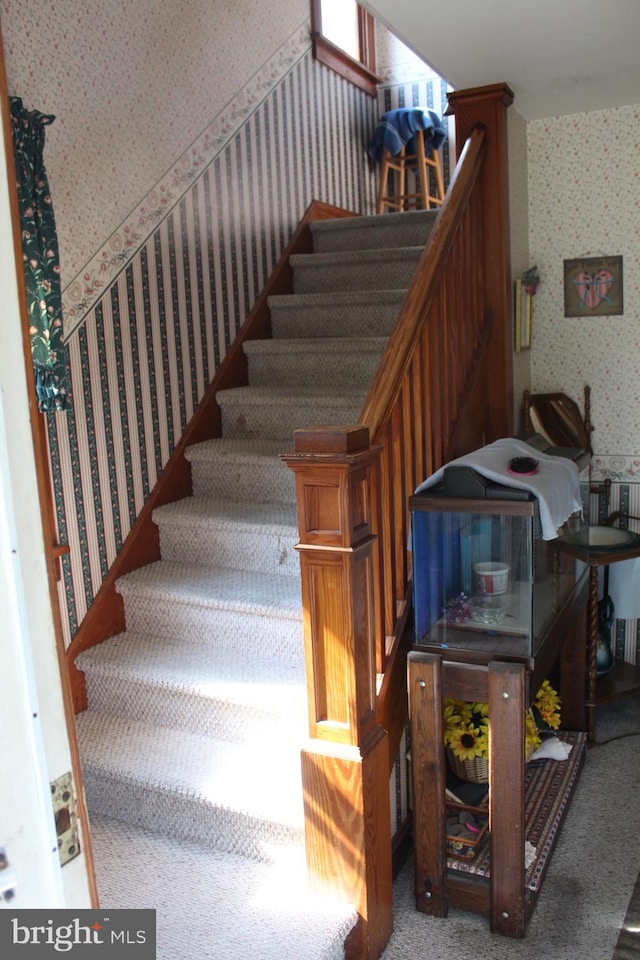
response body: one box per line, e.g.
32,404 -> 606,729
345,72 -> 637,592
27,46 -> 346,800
408,569 -> 589,938
558,532 -> 640,739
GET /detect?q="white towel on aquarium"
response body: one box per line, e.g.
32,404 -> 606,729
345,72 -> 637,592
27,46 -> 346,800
414,437 -> 582,540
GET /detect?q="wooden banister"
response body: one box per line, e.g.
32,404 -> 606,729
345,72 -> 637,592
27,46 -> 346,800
359,126 -> 485,438
286,84 -> 514,959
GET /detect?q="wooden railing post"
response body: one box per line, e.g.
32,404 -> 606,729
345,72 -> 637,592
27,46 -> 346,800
281,425 -> 393,960
446,83 -> 514,441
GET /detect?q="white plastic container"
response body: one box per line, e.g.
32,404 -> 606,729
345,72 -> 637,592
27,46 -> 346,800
473,561 -> 510,595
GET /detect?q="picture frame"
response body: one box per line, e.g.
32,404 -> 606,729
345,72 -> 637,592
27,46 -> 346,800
514,279 -> 531,352
563,255 -> 623,317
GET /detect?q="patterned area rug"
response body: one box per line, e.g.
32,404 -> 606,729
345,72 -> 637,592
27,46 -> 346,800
448,731 -> 586,892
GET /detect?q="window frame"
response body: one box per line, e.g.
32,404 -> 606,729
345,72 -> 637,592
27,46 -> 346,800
311,0 -> 380,97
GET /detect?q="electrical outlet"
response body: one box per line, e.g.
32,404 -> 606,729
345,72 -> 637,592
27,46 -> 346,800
50,772 -> 80,866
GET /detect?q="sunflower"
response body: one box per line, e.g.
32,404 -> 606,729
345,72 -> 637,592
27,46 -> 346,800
443,682 -> 560,762
532,679 -> 562,730
525,710 -> 542,754
448,723 -> 483,761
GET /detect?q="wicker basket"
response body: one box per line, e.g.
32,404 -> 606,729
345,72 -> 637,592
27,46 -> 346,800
446,749 -> 489,784
446,743 -> 535,783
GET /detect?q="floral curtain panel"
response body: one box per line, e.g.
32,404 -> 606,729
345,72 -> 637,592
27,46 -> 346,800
10,96 -> 70,412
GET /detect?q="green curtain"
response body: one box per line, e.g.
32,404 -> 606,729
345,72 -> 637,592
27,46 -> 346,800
10,96 -> 70,412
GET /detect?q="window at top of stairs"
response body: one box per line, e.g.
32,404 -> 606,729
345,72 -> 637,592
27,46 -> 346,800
311,0 -> 380,96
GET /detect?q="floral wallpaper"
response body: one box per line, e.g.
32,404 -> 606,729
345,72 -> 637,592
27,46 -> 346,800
0,0 -> 309,308
528,103 -> 640,479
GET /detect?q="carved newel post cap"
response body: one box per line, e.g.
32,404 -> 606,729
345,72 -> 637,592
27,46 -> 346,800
293,424 -> 370,455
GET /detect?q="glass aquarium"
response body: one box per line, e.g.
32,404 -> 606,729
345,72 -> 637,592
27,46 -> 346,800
410,475 -> 578,660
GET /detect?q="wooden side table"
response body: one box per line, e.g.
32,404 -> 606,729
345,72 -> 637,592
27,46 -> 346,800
408,568 -> 588,937
558,529 -> 640,742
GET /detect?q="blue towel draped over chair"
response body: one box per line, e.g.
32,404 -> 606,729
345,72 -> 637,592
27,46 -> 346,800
368,108 -> 447,164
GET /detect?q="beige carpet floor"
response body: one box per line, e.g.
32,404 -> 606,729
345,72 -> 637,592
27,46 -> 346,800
89,697 -> 640,960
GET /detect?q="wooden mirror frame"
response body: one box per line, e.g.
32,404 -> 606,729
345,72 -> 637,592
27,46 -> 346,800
523,385 -> 593,456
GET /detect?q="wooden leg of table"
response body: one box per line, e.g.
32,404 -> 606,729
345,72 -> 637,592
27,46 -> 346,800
408,651 -> 448,917
376,152 -> 391,214
488,661 -> 526,938
586,565 -> 599,744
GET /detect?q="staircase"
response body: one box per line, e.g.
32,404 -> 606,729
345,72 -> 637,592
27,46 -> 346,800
74,208 -> 438,958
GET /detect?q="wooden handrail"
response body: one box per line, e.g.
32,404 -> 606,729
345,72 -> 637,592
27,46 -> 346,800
359,126 -> 485,437
286,84 -> 515,959
359,125 -> 488,672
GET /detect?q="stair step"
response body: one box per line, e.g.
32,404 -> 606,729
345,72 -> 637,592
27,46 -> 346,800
215,385 -> 365,440
310,208 -> 438,253
243,336 -> 387,388
269,290 -> 407,339
116,561 -> 303,657
185,438 -> 296,502
290,247 -> 423,294
76,632 -> 307,746
153,497 -> 299,577
90,815 -> 356,960
76,711 -> 305,861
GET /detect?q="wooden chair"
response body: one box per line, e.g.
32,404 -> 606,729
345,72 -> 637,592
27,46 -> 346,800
376,128 -> 445,214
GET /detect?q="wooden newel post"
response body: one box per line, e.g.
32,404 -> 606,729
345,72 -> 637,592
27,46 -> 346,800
281,425 -> 393,960
446,82 -> 514,441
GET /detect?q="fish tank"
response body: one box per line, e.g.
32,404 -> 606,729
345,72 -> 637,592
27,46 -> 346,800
410,467 -> 580,660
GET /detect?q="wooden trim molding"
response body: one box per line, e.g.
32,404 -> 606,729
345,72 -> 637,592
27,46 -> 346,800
0,20 -> 98,905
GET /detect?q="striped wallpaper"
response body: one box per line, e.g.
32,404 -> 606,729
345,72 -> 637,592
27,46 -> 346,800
51,48 -> 379,647
586,483 -> 640,667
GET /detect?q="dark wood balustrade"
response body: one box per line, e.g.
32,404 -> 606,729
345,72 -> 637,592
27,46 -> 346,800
283,84 -> 514,959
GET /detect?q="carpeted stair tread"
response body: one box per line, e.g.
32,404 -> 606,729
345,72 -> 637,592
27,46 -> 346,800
117,560 -> 302,618
310,208 -> 438,252
185,436 -> 289,459
243,336 -> 387,354
116,563 -> 303,657
217,383 -> 366,402
76,632 -> 306,744
184,438 -> 296,503
153,496 -> 297,533
153,498 -> 299,576
291,246 -> 424,266
290,246 -> 423,294
77,709 -> 305,826
242,336 -> 387,388
91,815 -> 356,960
76,711 -> 305,856
216,385 -> 365,440
268,289 -> 407,339
77,632 -> 306,706
268,289 -> 407,310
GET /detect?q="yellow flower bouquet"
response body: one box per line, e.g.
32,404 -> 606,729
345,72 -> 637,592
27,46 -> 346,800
444,680 -> 561,782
